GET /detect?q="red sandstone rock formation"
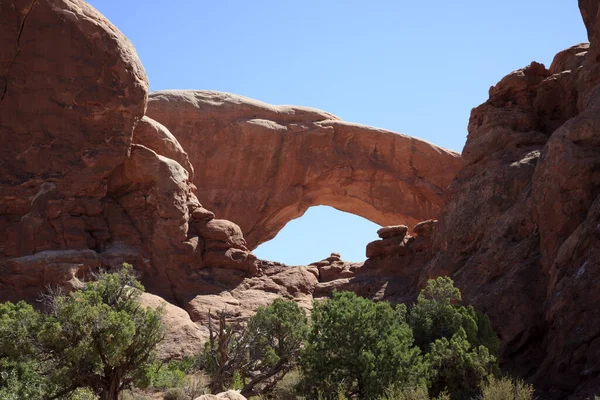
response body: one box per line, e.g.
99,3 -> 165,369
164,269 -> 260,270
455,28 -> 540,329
2,0 -> 600,396
145,90 -> 462,249
416,1 -> 600,394
138,292 -> 207,360
0,0 -> 148,299
0,0 -> 255,307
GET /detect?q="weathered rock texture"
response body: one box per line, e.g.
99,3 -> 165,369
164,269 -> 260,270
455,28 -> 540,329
0,0 -> 148,299
145,91 -> 462,249
0,0 -> 256,308
0,0 -> 448,366
138,292 -> 207,360
3,0 -> 600,396
415,2 -> 600,395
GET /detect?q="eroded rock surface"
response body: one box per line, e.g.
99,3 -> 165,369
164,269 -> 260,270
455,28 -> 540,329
0,0 -> 148,299
2,0 -> 600,396
0,0 -> 257,308
139,292 -> 207,360
417,2 -> 600,394
146,91 -> 462,249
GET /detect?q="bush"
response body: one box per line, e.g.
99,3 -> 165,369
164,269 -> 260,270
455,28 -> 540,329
181,372 -> 209,399
380,385 -> 431,400
0,264 -> 165,400
152,367 -> 187,391
202,298 -> 308,397
425,328 -> 496,398
408,277 -> 499,354
480,376 -> 534,400
299,291 -> 426,400
198,278 -> 504,400
408,277 -> 500,399
163,387 -> 189,400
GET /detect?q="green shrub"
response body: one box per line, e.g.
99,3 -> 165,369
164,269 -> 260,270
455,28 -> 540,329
479,376 -> 534,400
299,291 -> 426,400
0,264 -> 165,400
425,328 -> 496,399
163,387 -> 189,400
202,298 -> 308,397
150,360 -> 188,390
68,388 -> 98,399
408,277 -> 499,354
198,277 -> 503,400
181,372 -> 209,399
408,277 -> 500,399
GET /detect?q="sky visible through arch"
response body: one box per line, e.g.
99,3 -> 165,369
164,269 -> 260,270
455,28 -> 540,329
88,0 -> 587,265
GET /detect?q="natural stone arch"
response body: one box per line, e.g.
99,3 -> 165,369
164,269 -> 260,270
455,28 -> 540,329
146,90 -> 463,249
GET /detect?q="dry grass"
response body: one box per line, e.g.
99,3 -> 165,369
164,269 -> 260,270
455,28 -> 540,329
480,377 -> 534,400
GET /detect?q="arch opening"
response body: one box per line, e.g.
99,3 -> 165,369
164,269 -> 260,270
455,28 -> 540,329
253,205 -> 380,266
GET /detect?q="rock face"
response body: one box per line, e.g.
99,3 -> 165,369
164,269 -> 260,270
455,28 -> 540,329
0,0 -> 256,308
145,90 -> 462,249
416,2 -> 600,394
138,292 -> 207,360
0,0 -> 148,300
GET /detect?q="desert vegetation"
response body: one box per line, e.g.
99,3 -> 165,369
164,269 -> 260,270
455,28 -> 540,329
0,267 -> 532,400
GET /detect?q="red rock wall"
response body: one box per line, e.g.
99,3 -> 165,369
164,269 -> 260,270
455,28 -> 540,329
0,0 -> 256,305
418,2 -> 600,394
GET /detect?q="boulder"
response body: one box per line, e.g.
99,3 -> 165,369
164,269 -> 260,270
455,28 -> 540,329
133,116 -> 194,177
195,391 -> 247,400
411,220 -> 437,238
377,225 -> 409,239
138,292 -> 207,360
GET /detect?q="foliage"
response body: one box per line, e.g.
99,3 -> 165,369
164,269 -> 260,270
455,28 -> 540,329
299,291 -> 426,400
202,299 -> 308,398
380,385 -> 431,400
181,372 -> 209,399
379,386 -> 450,400
0,271 -> 506,400
0,264 -> 165,400
479,376 -> 534,400
0,301 -> 54,399
425,328 -> 496,399
149,363 -> 187,391
243,298 -> 309,396
200,310 -> 252,394
408,277 -> 500,399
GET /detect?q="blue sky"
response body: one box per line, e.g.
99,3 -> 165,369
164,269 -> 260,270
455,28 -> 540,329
88,1 -> 587,265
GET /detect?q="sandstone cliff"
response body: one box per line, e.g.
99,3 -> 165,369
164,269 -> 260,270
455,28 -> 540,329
416,1 -> 600,394
0,0 -> 257,306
